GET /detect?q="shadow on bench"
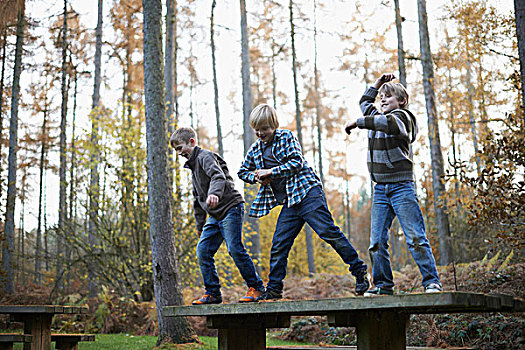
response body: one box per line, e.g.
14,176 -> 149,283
0,333 -> 32,350
52,334 -> 96,350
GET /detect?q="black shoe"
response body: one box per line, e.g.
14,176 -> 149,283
363,287 -> 394,296
355,269 -> 370,295
255,289 -> 282,301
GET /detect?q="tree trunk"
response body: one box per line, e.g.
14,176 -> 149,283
57,0 -> 69,289
88,0 -> 103,297
67,71 -> 78,289
142,0 -> 196,343
165,0 -> 180,205
0,30 -> 7,202
516,0 -> 525,123
211,0 -> 223,157
2,2 -> 24,295
466,59 -> 481,175
240,0 -> 261,273
313,0 -> 324,185
417,0 -> 451,266
394,0 -> 407,87
290,0 -> 315,275
289,0 -> 303,146
35,92 -> 49,285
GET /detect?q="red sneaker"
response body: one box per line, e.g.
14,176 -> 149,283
238,287 -> 263,303
192,294 -> 222,305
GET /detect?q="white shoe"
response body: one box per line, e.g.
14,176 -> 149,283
425,283 -> 443,293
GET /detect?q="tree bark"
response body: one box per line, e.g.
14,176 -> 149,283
88,0 -> 103,297
516,0 -> 525,123
466,59 -> 481,175
2,2 -> 24,295
57,0 -> 69,289
35,87 -> 49,285
211,0 -> 223,157
394,0 -> 407,87
240,0 -> 261,273
417,0 -> 451,265
0,30 -> 7,202
290,0 -> 315,275
289,0 -> 302,146
142,0 -> 196,343
313,0 -> 324,185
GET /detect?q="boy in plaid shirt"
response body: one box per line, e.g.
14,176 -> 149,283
238,104 -> 369,300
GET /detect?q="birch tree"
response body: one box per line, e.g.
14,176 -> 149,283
417,0 -> 451,265
142,0 -> 196,343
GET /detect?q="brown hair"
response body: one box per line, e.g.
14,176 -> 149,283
379,82 -> 409,108
170,127 -> 196,148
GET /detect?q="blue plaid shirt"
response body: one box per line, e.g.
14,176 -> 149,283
238,129 -> 322,218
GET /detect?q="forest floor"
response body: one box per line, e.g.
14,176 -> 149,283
1,256 -> 524,349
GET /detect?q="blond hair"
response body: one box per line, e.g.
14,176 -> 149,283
379,82 -> 409,108
170,127 -> 196,148
249,104 -> 279,129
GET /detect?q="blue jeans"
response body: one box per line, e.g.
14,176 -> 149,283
369,181 -> 441,289
197,203 -> 264,296
267,186 -> 367,293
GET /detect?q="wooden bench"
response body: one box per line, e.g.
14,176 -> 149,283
51,334 -> 96,350
0,305 -> 88,350
163,292 -> 525,350
0,334 -> 32,350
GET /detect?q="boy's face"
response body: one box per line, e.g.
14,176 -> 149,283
380,93 -> 404,114
254,125 -> 276,144
173,138 -> 196,159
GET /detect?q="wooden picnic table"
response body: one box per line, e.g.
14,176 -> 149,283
163,292 -> 525,350
0,305 -> 88,350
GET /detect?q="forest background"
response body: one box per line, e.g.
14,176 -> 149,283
0,0 -> 524,346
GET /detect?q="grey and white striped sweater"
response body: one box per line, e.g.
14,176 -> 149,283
357,87 -> 418,183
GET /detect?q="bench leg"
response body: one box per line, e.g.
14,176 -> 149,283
218,328 -> 266,350
355,311 -> 409,350
0,342 -> 14,350
23,314 -> 53,350
55,340 -> 79,350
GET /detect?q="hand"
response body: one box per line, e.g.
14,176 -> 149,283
206,194 -> 219,209
345,120 -> 357,135
373,73 -> 396,89
255,169 -> 273,179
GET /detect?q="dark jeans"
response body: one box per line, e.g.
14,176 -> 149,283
369,181 -> 441,289
197,203 -> 264,296
266,186 -> 367,293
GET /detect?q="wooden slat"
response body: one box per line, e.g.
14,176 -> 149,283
163,292 -> 523,317
0,305 -> 87,315
0,334 -> 32,343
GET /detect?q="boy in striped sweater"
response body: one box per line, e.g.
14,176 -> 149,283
345,73 -> 442,295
